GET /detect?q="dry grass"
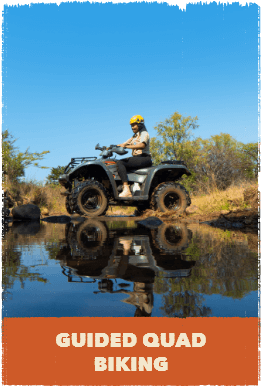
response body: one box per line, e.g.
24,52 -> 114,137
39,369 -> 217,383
5,180 -> 135,216
190,181 -> 257,215
4,179 -> 258,218
5,181 -> 67,215
106,206 -> 136,216
40,185 -> 67,214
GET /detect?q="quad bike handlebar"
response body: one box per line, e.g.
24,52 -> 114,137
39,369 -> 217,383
95,143 -> 128,157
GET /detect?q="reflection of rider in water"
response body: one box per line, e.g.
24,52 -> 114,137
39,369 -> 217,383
130,282 -> 153,317
118,237 -> 153,317
134,305 -> 152,317
119,237 -> 133,255
97,278 -> 154,317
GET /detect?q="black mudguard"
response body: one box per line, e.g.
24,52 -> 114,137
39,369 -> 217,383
68,161 -> 119,198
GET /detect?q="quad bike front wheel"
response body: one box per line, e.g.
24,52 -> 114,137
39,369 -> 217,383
65,194 -> 74,214
72,180 -> 109,217
134,202 -> 150,216
76,219 -> 108,255
152,182 -> 191,214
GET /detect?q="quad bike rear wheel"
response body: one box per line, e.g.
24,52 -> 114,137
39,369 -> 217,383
151,223 -> 191,253
152,182 -> 191,214
72,180 -> 109,217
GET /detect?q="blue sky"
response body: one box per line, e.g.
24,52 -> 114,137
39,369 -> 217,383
2,1 -> 259,182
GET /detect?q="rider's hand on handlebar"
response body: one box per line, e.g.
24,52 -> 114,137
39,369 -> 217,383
117,143 -> 126,148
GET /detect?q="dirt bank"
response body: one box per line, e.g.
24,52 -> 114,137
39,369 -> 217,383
5,182 -> 258,234
35,206 -> 258,235
129,207 -> 258,233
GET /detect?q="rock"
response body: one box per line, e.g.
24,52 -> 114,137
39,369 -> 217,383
41,215 -> 71,224
137,217 -> 163,229
231,222 -> 244,228
220,210 -> 229,215
71,216 -> 88,224
41,207 -> 49,216
12,204 -> 41,220
118,283 -> 130,288
2,207 -> 10,218
12,221 -> 41,235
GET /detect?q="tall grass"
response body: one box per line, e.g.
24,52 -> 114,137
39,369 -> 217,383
4,178 -> 257,217
190,180 -> 257,214
106,206 -> 136,216
4,180 -> 67,215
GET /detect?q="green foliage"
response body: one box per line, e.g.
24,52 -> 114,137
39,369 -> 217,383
185,240 -> 201,260
46,166 -> 66,185
2,248 -> 48,294
2,130 -> 50,182
153,229 -> 258,317
193,133 -> 258,190
221,201 -> 230,211
150,112 -> 258,193
150,111 -> 199,165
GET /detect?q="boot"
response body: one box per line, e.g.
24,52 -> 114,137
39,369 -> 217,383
119,184 -> 132,198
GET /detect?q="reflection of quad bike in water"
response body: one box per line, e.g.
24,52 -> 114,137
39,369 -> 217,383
63,219 -> 192,267
151,223 -> 192,254
58,144 -> 191,217
58,220 -> 195,316
65,219 -> 108,259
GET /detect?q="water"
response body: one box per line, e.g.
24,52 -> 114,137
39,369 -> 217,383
2,218 -> 258,318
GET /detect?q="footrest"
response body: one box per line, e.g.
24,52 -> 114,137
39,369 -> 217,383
117,196 -> 148,201
60,191 -> 71,196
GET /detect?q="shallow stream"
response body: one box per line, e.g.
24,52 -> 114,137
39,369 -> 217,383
2,218 -> 258,318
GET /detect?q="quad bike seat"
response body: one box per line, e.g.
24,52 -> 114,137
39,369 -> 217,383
129,167 -> 154,175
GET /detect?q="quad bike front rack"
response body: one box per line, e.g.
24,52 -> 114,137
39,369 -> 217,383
64,157 -> 97,173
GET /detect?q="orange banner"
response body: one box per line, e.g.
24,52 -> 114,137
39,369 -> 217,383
2,317 -> 259,386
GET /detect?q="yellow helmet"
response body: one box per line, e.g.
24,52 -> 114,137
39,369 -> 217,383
130,115 -> 144,125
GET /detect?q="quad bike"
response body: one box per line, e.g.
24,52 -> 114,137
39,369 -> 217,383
58,144 -> 191,217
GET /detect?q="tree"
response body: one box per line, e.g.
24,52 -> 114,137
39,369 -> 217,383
192,134 -> 258,190
239,142 -> 258,179
2,130 -> 50,182
150,111 -> 199,165
150,112 -> 200,192
46,166 -> 66,185
150,112 -> 258,193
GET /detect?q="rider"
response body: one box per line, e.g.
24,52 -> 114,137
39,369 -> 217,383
117,115 -> 152,198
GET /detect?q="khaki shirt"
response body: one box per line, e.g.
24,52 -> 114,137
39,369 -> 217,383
123,130 -> 151,156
